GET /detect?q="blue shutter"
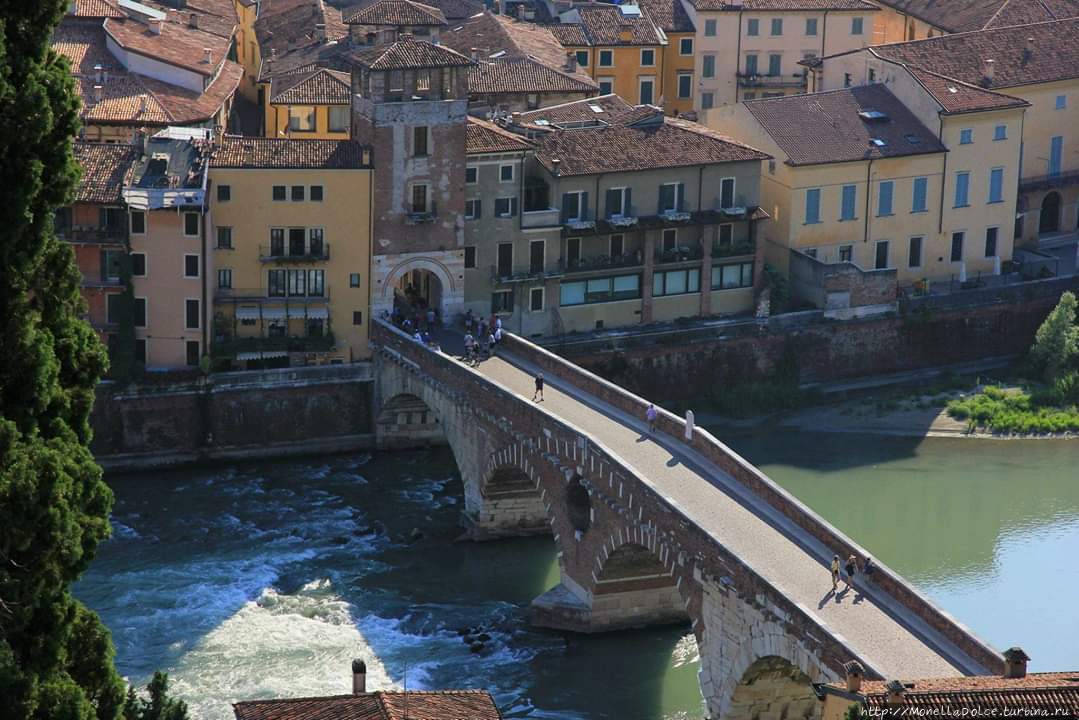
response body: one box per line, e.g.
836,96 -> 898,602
581,191 -> 589,220
912,177 -> 927,212
989,168 -> 1003,203
841,185 -> 856,220
955,172 -> 969,207
624,187 -> 632,216
677,183 -> 686,211
805,188 -> 820,224
1050,136 -> 1063,176
878,181 -> 893,216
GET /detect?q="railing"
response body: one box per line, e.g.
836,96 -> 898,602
214,287 -> 331,301
737,72 -> 807,88
712,240 -> 755,259
59,227 -> 127,244
521,207 -> 561,228
81,272 -> 123,288
259,243 -> 330,262
654,244 -> 703,264
213,335 -> 336,356
1019,168 -> 1079,192
565,252 -> 643,273
406,203 -> 438,224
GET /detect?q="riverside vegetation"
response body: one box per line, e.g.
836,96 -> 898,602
947,292 -> 1079,434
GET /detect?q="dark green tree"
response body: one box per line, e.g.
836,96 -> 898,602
121,672 -> 188,720
0,1 -> 117,718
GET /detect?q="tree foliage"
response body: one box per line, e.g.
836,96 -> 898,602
122,673 -> 188,720
1030,291 -> 1078,380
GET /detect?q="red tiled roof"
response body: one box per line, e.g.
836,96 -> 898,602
907,67 -> 1029,114
73,141 -> 139,204
270,68 -> 351,104
350,38 -> 473,69
636,0 -> 695,32
691,0 -> 877,11
570,4 -> 664,46
255,0 -> 348,57
258,42 -> 353,82
871,0 -> 1079,33
212,136 -> 371,169
342,0 -> 448,26
104,16 -> 231,76
545,23 -> 590,46
232,691 -> 502,720
68,0 -> 124,19
743,84 -> 946,165
841,673 -> 1079,712
467,116 -> 532,154
871,18 -> 1079,89
469,57 -> 597,94
443,12 -> 580,73
518,93 -> 635,126
417,0 -> 483,21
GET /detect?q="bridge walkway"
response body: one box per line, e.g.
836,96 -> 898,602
436,330 -> 987,679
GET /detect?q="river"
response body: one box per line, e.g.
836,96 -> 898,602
75,431 -> 1079,719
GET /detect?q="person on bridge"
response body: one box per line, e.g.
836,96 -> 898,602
843,554 -> 858,591
464,332 -> 476,362
426,308 -> 436,330
830,555 -> 841,591
533,373 -> 544,402
465,309 -> 474,333
646,404 -> 658,434
485,330 -> 496,357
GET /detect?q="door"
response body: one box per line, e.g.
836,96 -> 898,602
1040,192 -> 1061,234
497,243 -> 513,278
529,240 -> 544,274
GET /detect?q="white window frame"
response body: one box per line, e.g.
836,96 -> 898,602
659,182 -> 683,213
907,236 -> 923,269
529,286 -> 545,313
640,48 -> 656,67
608,186 -> 629,217
183,211 -> 200,237
464,198 -> 481,220
1055,94 -> 1067,110
679,37 -> 693,56
677,72 -> 693,99
598,76 -> 615,94
495,196 -> 518,218
183,253 -> 200,279
130,252 -> 147,277
465,165 -> 478,185
217,267 -> 232,289
563,190 -> 586,222
719,176 -> 736,209
130,209 -> 146,235
499,163 -> 515,183
639,75 -> 656,105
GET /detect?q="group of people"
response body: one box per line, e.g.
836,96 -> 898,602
462,309 -> 503,363
394,306 -> 440,335
830,553 -> 875,594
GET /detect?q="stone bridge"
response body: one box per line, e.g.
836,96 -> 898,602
370,320 -> 1004,719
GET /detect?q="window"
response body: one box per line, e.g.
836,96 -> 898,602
908,236 -> 923,268
291,185 -> 304,201
954,172 -> 970,207
804,248 -> 818,259
680,38 -> 693,55
985,227 -> 999,257
747,18 -> 759,36
348,272 -> 361,288
494,196 -> 518,217
413,126 -> 429,157
771,18 -> 783,36
268,269 -> 286,297
499,164 -> 514,182
106,294 -> 123,325
950,231 -> 964,262
411,183 -> 429,213
662,228 -> 678,251
308,228 -> 324,257
878,180 -> 894,216
185,298 -> 200,330
678,73 -> 692,99
310,185 -> 323,202
610,233 -> 625,257
186,341 -> 200,367
767,54 -> 781,76
742,54 -> 756,76
289,227 -> 305,255
101,248 -> 123,280
288,106 -> 315,131
701,92 -> 714,109
464,246 -> 477,268
641,49 -> 655,66
466,166 -> 478,184
840,185 -> 857,220
994,124 -> 1007,141
183,212 -> 199,236
839,244 -> 853,262
389,70 -> 404,92
530,287 -> 544,312
130,252 -> 146,277
353,311 -> 363,326
720,177 -> 736,209
989,167 -> 1004,203
868,68 -> 876,82
218,268 -> 232,288
705,19 -> 716,36
806,18 -> 818,36
606,186 -> 630,217
874,240 -> 889,269
530,240 -> 545,273
639,77 -> 654,105
807,187 -> 820,223
1056,94 -> 1067,110
184,254 -> 199,278
851,17 -> 863,35
272,185 -> 286,201
599,50 -> 613,67
269,228 -> 285,256
567,237 -> 581,265
133,298 -> 147,327
497,242 -> 513,277
559,274 -> 641,305
561,190 -> 588,222
912,176 -> 928,212
960,128 -> 973,145
703,54 -> 716,78
217,184 -> 230,201
844,72 -> 852,88
653,268 -> 700,296
598,77 -> 614,94
465,198 -> 481,220
576,50 -> 589,67
658,182 -> 684,213
710,262 -> 753,290
492,290 -> 514,313
329,105 -> 349,132
1049,136 -> 1063,176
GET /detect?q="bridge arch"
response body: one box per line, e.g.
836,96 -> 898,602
726,656 -> 819,720
374,254 -> 463,320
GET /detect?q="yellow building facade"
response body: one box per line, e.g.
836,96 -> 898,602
209,137 -> 373,366
232,0 -> 261,103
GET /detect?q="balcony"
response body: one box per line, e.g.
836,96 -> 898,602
81,272 -> 123,289
59,226 -> 127,245
654,243 -> 703,264
490,262 -> 565,283
564,251 -> 643,274
737,72 -> 807,89
712,240 -> 756,259
215,287 -> 330,302
213,334 -> 336,357
259,243 -> 330,262
1019,168 -> 1079,193
406,203 -> 438,224
521,207 -> 561,228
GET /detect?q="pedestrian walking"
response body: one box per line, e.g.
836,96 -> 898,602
862,556 -> 875,579
464,332 -> 476,362
844,554 -> 857,590
426,308 -> 435,330
412,330 -> 423,343
494,326 -> 503,345
830,554 -> 840,592
478,320 -> 488,342
533,372 -> 544,402
646,403 -> 658,434
485,331 -> 496,357
465,309 -> 474,333
495,316 -> 502,331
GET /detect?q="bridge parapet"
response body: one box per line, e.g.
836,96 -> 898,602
498,331 -> 1006,677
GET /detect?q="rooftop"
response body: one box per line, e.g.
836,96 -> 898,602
103,15 -> 231,77
466,116 -> 532,154
211,136 -> 371,169
129,130 -> 209,191
690,0 -> 877,11
906,66 -> 1029,114
517,92 -> 635,126
443,11 -> 580,72
871,0 -> 1079,33
548,3 -> 664,47
232,690 -> 503,720
743,84 -> 947,165
73,141 -> 140,204
269,68 -> 352,105
342,0 -> 448,26
67,0 -> 124,19
818,672 -> 1079,712
635,0 -> 695,33
469,56 -> 597,95
254,0 -> 348,59
350,37 -> 473,69
411,0 -> 483,21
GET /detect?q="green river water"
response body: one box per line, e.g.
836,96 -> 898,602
75,430 -> 1079,719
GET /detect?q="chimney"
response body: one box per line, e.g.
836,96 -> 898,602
315,23 -> 326,42
470,47 -> 480,61
983,58 -> 995,84
511,111 -> 521,124
149,18 -> 162,35
138,94 -> 148,114
351,659 -> 367,694
1003,647 -> 1030,679
1026,36 -> 1035,55
203,47 -> 212,64
551,158 -> 561,176
618,25 -> 633,42
885,680 -> 906,708
94,63 -> 104,82
188,12 -> 198,29
93,84 -> 104,103
843,661 -> 865,693
564,51 -> 577,73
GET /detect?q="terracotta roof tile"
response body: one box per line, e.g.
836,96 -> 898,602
835,672 -> 1079,712
563,4 -> 664,46
232,691 -> 502,720
349,38 -> 473,69
258,42 -> 353,82
212,136 -> 371,169
545,23 -> 590,46
143,0 -> 240,40
104,16 -> 231,76
467,116 -> 532,153
469,57 -> 596,94
743,84 -> 946,165
871,18 -> 1079,89
52,23 -> 118,75
691,0 -> 877,10
68,0 -> 124,19
872,0 -> 1079,33
73,141 -> 140,204
270,68 -> 352,104
140,60 -> 243,124
518,93 -> 635,126
636,0 -> 695,33
443,12 -> 579,72
907,66 -> 1029,114
342,0 -> 448,26
417,0 -> 483,21
255,0 -> 349,57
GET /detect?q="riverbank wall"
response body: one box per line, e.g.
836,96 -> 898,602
548,275 -> 1079,403
92,364 -> 375,472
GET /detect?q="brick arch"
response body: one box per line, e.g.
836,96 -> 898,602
725,655 -> 819,720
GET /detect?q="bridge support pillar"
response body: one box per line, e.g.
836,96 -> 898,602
462,464 -> 549,541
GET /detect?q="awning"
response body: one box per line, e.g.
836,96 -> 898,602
294,306 -> 328,319
236,351 -> 289,360
235,306 -> 261,320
